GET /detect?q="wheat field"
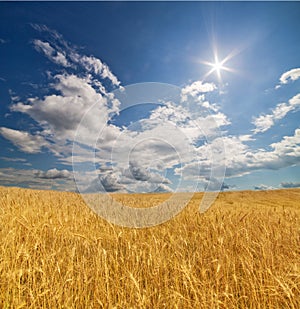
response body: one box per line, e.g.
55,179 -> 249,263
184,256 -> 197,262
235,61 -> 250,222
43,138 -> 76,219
0,186 -> 299,308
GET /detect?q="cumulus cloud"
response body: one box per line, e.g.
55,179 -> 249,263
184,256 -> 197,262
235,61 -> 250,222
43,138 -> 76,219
0,127 -> 48,153
70,53 -> 120,86
11,74 -> 114,143
277,68 -> 300,87
142,99 -> 229,144
225,129 -> 299,177
254,184 -> 274,190
175,127 -> 300,182
127,161 -> 171,184
93,120 -> 196,175
270,128 -> 300,157
33,39 -> 71,67
10,25 -> 123,160
100,173 -> 125,192
230,128 -> 300,176
7,26 -> 230,193
252,93 -> 300,133
220,183 -> 235,191
0,168 -> 76,191
181,81 -> 216,102
238,134 -> 255,142
280,182 -> 300,188
129,162 -> 151,181
84,159 -> 173,193
35,168 -> 72,179
80,157 -> 174,194
6,25 -> 300,194
153,183 -> 173,193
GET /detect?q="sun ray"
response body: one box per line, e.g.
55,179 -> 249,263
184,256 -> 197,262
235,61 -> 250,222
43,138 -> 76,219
200,47 -> 240,83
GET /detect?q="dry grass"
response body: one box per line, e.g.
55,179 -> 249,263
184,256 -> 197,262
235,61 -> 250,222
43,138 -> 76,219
0,186 -> 299,308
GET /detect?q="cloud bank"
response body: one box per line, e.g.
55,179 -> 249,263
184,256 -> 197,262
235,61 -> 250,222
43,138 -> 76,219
1,25 -> 300,193
280,182 -> 300,188
252,93 -> 300,133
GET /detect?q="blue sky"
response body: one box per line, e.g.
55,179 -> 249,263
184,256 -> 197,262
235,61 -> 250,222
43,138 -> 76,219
0,2 -> 300,192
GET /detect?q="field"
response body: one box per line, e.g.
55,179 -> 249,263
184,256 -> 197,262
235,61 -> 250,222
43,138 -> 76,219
0,186 -> 299,308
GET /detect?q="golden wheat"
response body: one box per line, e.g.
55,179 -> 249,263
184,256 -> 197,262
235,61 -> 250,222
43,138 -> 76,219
0,186 -> 299,308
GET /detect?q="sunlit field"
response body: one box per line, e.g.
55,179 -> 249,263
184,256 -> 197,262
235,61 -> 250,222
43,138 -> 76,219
0,186 -> 299,308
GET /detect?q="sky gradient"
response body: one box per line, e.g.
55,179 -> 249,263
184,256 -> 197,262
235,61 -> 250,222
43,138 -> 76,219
0,2 -> 300,193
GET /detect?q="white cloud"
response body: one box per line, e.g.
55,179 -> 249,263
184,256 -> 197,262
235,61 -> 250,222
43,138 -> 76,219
126,161 -> 171,184
71,54 -> 120,86
280,182 -> 300,188
31,24 -> 61,39
252,114 -> 275,134
8,26 -> 229,193
238,134 -> 255,142
8,25 -> 299,193
252,93 -> 300,133
270,128 -> 300,158
80,86 -> 229,193
33,39 -> 70,67
100,173 -> 125,192
84,165 -> 172,194
0,157 -> 27,162
35,168 -> 72,179
278,68 -> 300,86
181,81 -> 216,102
220,183 -> 235,191
254,184 -> 275,190
289,93 -> 300,106
0,168 -> 76,191
14,27 -> 226,193
153,183 -> 173,193
11,74 -> 115,144
84,172 -> 125,193
31,25 -> 120,87
175,128 -> 300,181
11,25 -> 123,158
0,127 -> 48,153
228,128 -> 300,176
142,100 -> 230,143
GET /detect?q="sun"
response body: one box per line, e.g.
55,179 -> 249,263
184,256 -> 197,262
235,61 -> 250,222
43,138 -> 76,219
211,59 -> 225,79
201,49 -> 237,83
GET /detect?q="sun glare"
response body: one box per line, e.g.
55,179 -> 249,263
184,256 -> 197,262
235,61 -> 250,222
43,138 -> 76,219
201,48 -> 238,83
212,60 -> 224,78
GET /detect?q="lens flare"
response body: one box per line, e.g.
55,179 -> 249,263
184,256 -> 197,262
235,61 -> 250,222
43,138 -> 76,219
201,48 -> 238,83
